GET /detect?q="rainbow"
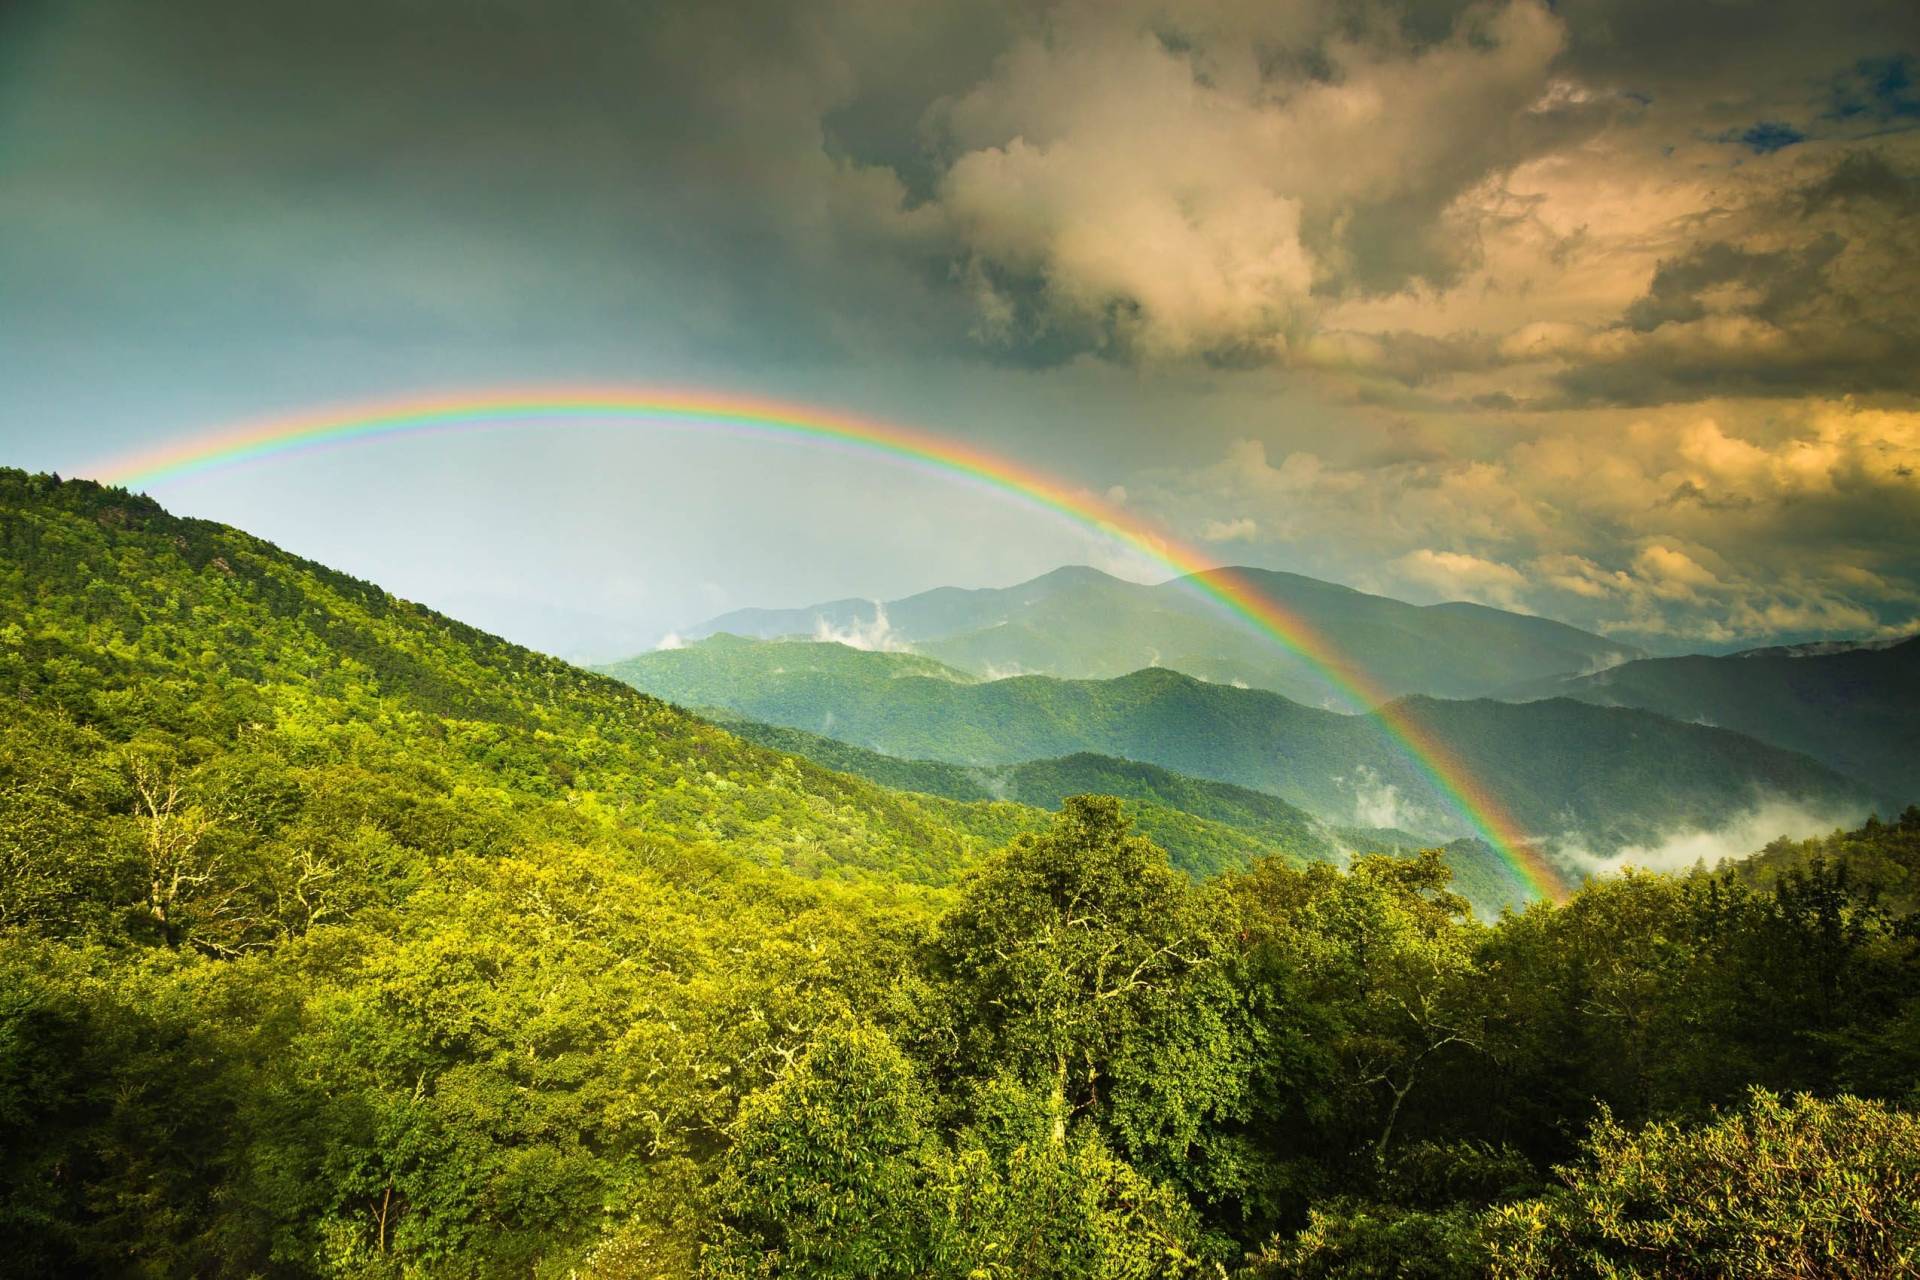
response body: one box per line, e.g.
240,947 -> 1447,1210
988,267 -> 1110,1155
88,386 -> 1567,900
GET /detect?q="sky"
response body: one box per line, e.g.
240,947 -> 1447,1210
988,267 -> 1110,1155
2,0 -> 1917,660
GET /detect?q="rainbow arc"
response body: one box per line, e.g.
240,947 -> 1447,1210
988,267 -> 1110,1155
89,386 -> 1568,901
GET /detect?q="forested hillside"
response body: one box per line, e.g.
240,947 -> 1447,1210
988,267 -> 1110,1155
607,636 -> 1872,860
712,718 -> 1329,851
1504,638 -> 1920,801
5,470 -> 1918,1278
1724,806 -> 1920,913
711,718 -> 1541,910
687,564 -> 1641,705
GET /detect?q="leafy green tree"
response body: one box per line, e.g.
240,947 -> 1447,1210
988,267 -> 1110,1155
1232,850 -> 1486,1167
1487,1089 -> 1920,1278
709,1021 -> 931,1279
1246,1141 -> 1538,1280
924,797 -> 1239,1163
927,1121 -> 1210,1279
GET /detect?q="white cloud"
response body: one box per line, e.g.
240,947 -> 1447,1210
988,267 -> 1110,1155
1561,800 -> 1864,877
920,0 -> 1590,360
1342,765 -> 1411,832
811,601 -> 912,652
1200,516 -> 1257,542
1393,549 -> 1531,610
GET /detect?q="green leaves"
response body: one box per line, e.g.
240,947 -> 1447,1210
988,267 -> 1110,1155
5,472 -> 1920,1276
928,798 -> 1231,1140
711,1021 -> 932,1279
1487,1090 -> 1920,1278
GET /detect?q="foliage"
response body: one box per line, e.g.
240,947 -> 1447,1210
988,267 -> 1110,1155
1728,805 -> 1920,913
2,472 -> 1917,1276
709,1022 -> 931,1278
1251,1201 -> 1490,1280
925,1122 -> 1213,1280
1486,1089 -> 1920,1278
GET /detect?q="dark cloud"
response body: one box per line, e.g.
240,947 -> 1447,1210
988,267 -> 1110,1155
1801,147 -> 1920,210
1825,54 -> 1920,123
7,0 -> 1913,378
1547,147 -> 1920,405
1623,235 -> 1845,334
3,0 -> 1918,647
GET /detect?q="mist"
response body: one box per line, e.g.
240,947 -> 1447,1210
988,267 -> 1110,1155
1560,800 -> 1868,878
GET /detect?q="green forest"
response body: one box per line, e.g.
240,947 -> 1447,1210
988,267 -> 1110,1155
5,468 -> 1920,1278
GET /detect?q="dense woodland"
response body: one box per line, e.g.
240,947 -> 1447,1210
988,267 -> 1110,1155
4,469 -> 1919,1278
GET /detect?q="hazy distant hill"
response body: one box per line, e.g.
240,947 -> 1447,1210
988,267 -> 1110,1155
605,636 -> 1871,859
710,715 -> 1331,851
710,716 -> 1537,910
687,565 -> 1642,705
1503,638 -> 1920,802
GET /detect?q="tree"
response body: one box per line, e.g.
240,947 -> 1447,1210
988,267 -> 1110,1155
709,1021 -> 931,1279
926,796 -> 1230,1149
1486,1089 -> 1920,1278
128,756 -> 242,954
926,1097 -> 1212,1280
1233,850 -> 1486,1166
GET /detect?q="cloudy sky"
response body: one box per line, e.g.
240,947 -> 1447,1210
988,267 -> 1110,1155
3,0 -> 1917,657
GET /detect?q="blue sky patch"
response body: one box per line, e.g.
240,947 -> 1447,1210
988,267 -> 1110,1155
1736,121 -> 1808,153
1827,55 -> 1920,123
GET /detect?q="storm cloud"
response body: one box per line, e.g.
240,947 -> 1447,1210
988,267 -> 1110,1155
1,0 -> 1916,651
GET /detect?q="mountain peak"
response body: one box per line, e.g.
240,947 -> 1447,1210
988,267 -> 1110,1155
1021,564 -> 1126,588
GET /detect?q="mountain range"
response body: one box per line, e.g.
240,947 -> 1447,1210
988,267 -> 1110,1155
689,564 -> 1644,706
1504,638 -> 1920,800
0,470 -> 1328,902
604,635 -> 1875,865
9,467 -> 1916,1274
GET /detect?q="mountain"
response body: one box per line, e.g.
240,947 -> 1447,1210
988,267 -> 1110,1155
605,636 -> 1872,861
1502,638 -> 1920,803
708,714 -> 1337,860
0,467 -> 1369,910
687,564 -> 1643,705
0,471 -> 1035,895
708,717 -> 1546,910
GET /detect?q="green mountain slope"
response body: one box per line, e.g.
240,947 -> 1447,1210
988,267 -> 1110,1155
0,470 -> 1012,898
706,716 -> 1341,872
1502,638 -> 1920,803
0,469 -> 1055,1271
687,564 -> 1642,704
606,636 -> 1872,860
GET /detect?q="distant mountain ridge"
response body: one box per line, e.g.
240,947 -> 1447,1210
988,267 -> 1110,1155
1729,635 -> 1917,659
703,717 -> 1344,873
687,564 -> 1643,706
710,715 -> 1534,911
603,636 -> 1872,865
1503,638 -> 1920,802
